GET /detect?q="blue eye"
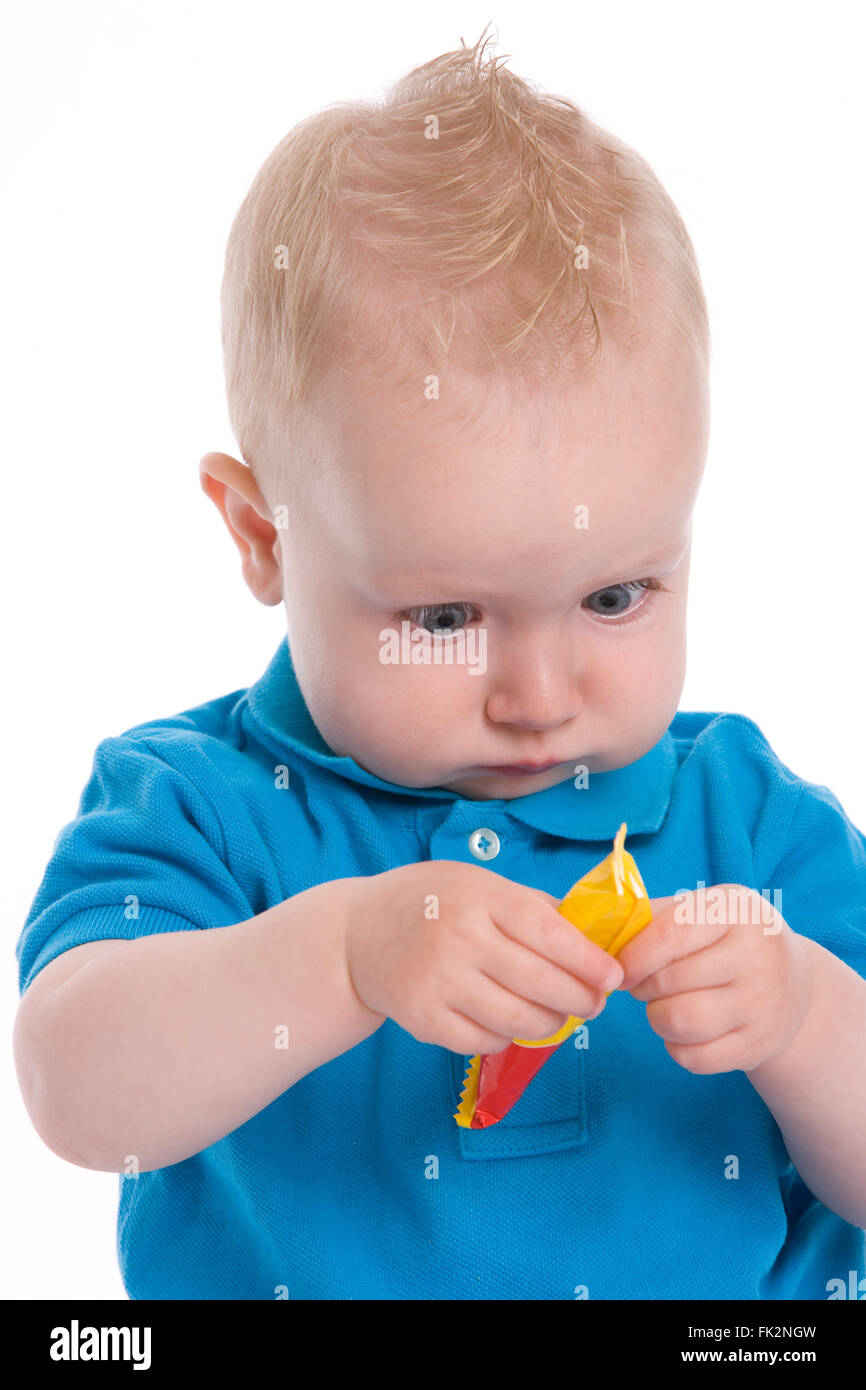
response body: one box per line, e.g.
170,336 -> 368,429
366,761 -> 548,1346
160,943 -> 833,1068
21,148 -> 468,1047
398,603 -> 476,635
583,579 -> 657,619
396,578 -> 666,633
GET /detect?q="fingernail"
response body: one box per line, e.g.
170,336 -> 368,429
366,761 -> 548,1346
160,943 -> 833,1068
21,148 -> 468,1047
605,964 -> 624,990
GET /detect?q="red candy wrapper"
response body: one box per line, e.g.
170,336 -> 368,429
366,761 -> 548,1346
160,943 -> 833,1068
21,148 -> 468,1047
454,822 -> 652,1128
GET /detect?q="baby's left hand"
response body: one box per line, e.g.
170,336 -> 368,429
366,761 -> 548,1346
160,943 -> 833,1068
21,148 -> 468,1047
614,886 -> 814,1074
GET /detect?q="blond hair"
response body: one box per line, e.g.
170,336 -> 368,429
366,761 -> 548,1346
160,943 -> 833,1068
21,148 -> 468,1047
221,27 -> 709,494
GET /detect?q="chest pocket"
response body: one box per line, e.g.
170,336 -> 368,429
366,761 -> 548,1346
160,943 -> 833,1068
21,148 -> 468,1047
448,1039 -> 589,1160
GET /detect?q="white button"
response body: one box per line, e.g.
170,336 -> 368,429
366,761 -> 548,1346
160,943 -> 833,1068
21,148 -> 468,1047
468,828 -> 500,861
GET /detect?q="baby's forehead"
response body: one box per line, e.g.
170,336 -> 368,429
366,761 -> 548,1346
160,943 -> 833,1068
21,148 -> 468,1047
292,363 -> 701,599
311,340 -> 706,492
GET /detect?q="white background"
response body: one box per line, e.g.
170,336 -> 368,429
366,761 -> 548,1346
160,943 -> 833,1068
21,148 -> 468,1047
2,0 -> 864,1298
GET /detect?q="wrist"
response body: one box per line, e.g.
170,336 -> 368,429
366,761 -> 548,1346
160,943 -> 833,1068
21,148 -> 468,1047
747,934 -> 824,1081
334,876 -> 388,1032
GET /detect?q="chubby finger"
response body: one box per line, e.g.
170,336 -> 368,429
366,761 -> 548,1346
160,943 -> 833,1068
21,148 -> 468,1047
646,985 -> 745,1045
437,1007 -> 513,1055
493,892 -> 625,992
480,935 -> 608,1021
616,895 -> 731,991
629,936 -> 740,1002
450,973 -> 573,1044
526,887 -> 562,909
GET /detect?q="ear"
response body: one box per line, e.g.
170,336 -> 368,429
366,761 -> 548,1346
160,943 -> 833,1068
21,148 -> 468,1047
199,452 -> 283,606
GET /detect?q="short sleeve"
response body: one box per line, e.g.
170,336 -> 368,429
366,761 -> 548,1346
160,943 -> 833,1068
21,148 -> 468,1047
761,777 -> 866,1246
15,734 -> 253,996
771,778 -> 866,982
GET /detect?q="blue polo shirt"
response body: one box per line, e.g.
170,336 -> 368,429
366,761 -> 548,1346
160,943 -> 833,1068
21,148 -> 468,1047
15,637 -> 866,1299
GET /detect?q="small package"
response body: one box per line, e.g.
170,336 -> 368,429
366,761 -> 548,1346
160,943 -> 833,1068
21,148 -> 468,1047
454,822 -> 651,1129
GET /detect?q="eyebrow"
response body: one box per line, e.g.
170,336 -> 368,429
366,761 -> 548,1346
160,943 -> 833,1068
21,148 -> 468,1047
592,546 -> 687,582
373,543 -> 688,602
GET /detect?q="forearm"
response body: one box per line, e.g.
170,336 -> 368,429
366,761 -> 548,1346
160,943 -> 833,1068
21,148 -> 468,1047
16,877 -> 384,1173
747,936 -> 866,1228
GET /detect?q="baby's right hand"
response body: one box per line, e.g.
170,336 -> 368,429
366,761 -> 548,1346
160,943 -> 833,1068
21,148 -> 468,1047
343,860 -> 624,1055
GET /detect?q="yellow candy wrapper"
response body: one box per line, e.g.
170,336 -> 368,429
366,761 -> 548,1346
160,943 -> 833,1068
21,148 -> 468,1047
454,822 -> 652,1128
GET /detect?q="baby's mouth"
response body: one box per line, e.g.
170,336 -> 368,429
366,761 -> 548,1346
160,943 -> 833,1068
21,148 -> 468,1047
476,760 -> 566,777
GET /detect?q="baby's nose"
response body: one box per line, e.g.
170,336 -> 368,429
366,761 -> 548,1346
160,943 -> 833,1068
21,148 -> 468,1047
485,667 -> 582,732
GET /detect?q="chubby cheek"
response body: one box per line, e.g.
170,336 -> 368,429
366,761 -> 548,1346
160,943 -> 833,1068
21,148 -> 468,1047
591,623 -> 686,735
298,632 -> 468,775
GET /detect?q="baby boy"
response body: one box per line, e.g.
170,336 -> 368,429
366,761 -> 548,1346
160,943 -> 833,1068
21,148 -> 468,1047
13,33 -> 866,1300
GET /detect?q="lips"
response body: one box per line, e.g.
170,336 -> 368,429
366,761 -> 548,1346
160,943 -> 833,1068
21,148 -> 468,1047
481,761 -> 564,776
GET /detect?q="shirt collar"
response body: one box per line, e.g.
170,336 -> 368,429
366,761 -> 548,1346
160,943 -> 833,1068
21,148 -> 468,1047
244,637 -> 678,842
